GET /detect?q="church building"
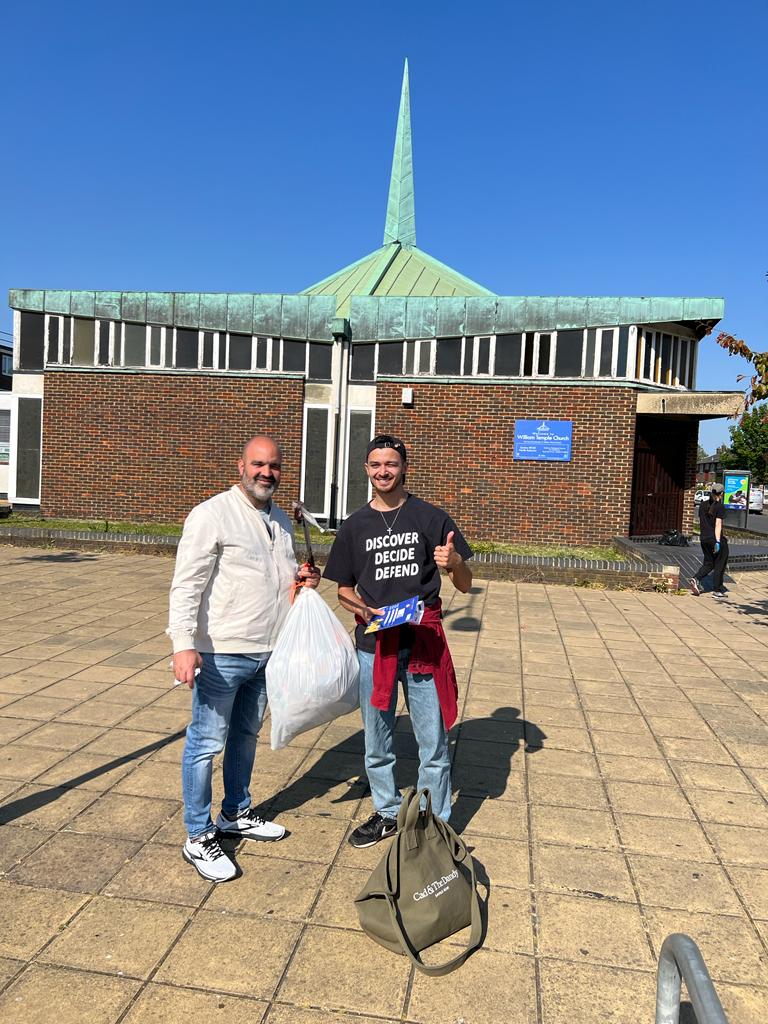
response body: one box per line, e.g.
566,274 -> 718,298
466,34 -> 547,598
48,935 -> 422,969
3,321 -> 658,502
5,62 -> 740,543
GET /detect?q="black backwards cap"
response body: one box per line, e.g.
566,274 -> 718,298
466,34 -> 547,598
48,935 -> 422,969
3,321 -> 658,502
366,434 -> 408,462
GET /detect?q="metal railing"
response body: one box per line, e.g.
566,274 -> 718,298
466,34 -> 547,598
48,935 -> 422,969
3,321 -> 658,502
656,933 -> 728,1024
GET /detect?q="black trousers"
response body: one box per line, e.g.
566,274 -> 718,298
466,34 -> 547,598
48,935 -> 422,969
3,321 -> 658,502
695,538 -> 729,591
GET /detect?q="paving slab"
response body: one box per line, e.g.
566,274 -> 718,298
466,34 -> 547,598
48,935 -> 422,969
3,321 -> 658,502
2,545 -> 768,1022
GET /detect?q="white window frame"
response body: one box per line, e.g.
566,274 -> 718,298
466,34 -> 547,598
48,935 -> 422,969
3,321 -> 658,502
471,335 -> 495,376
625,325 -> 638,380
520,332 -> 537,376
689,339 -> 698,388
214,331 -> 226,370
519,331 -> 553,378
170,327 -> 205,369
641,329 -> 656,381
534,331 -> 555,377
415,339 -> 435,375
222,332 -> 253,371
0,401 -> 11,466
652,329 -> 661,383
121,322 -> 155,368
3,393 -> 20,494
403,341 -> 414,375
44,313 -> 65,364
43,311 -> 78,368
68,317 -> 99,368
218,331 -> 227,369
633,328 -> 644,379
348,340 -> 376,381
199,330 -> 225,371
656,331 -> 671,385
1,354 -> 11,376
581,327 -> 593,376
147,325 -> 169,368
279,338 -> 309,376
300,403 -> 334,519
94,320 -> 115,367
253,335 -> 272,372
593,327 -> 617,377
670,335 -> 680,387
342,405 -> 374,518
7,393 -> 42,505
681,338 -> 691,389
199,330 -> 211,370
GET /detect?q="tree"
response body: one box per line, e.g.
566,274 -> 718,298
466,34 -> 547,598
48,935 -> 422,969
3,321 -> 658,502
697,444 -> 709,462
716,273 -> 768,412
716,330 -> 768,410
715,443 -> 731,461
719,404 -> 768,484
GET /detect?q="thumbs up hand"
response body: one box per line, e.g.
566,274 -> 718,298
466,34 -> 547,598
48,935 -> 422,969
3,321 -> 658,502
434,530 -> 459,571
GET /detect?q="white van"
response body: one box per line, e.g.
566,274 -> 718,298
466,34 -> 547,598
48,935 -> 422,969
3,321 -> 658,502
749,485 -> 764,514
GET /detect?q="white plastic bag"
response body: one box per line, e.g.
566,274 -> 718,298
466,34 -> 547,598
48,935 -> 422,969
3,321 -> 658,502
266,587 -> 360,749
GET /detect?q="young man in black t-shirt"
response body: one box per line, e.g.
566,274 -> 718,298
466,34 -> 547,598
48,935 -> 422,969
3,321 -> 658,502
323,434 -> 473,847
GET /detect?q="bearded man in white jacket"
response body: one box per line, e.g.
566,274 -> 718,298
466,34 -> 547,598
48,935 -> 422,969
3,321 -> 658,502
168,434 -> 320,882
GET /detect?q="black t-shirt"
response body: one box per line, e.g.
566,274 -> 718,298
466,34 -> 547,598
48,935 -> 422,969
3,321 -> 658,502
699,499 -> 725,543
323,495 -> 473,652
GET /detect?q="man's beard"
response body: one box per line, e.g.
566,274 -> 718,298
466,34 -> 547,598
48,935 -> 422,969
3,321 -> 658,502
241,473 -> 277,502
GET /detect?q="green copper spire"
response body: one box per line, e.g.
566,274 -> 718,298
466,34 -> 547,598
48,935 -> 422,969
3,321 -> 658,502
383,59 -> 416,247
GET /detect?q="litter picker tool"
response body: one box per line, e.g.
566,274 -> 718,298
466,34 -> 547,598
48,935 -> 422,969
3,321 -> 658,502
292,501 -> 315,569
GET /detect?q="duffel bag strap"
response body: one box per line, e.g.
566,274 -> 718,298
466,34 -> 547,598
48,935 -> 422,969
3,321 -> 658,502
383,846 -> 483,976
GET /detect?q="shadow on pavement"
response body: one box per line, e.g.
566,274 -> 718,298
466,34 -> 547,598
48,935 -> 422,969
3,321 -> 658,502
441,605 -> 482,632
15,551 -> 100,563
450,707 -> 545,834
262,706 -> 544,835
729,596 -> 768,626
0,729 -> 186,825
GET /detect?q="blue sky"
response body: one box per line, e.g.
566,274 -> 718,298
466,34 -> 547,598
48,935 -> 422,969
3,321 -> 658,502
3,0 -> 765,453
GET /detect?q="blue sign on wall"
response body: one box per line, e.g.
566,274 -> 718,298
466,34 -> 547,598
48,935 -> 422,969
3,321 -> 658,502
513,420 -> 573,462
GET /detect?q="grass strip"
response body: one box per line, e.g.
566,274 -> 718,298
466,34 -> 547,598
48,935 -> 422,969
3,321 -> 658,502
4,513 -> 628,561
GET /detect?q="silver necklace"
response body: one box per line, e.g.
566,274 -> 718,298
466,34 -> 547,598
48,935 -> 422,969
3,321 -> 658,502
377,497 -> 407,535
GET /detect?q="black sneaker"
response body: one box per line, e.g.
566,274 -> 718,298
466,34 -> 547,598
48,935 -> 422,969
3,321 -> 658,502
348,812 -> 397,849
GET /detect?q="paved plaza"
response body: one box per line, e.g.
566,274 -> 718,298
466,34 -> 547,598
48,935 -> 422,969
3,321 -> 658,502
1,545 -> 768,1023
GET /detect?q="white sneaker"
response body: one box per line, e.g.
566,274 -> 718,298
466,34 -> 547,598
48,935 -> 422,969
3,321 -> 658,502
215,806 -> 286,841
182,831 -> 237,882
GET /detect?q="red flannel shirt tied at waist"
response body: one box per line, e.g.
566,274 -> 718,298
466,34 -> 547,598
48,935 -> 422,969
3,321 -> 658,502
355,599 -> 458,730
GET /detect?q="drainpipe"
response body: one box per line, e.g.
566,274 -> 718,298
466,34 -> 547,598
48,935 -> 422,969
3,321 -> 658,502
329,317 -> 351,528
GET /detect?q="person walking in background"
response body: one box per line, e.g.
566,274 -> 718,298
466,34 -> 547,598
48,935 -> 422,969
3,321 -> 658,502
690,481 -> 729,598
168,434 -> 320,882
323,434 -> 473,848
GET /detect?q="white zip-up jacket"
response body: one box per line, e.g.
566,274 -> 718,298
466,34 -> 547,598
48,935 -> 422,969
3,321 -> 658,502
167,485 -> 298,654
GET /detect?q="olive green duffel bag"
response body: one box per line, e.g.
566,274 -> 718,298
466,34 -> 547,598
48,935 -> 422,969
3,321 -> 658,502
354,788 -> 483,976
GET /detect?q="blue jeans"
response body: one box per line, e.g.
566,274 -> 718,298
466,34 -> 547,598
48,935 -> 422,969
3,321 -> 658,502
358,649 -> 452,822
182,653 -> 269,838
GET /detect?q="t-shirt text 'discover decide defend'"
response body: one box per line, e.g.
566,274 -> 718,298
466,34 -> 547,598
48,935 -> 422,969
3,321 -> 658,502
323,495 -> 472,653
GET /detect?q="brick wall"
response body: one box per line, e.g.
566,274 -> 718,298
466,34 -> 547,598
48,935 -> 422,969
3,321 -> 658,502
42,371 -> 305,521
375,382 -> 638,544
682,422 -> 699,535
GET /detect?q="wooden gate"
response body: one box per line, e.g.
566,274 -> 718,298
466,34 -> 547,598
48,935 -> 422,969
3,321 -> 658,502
630,417 -> 691,536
